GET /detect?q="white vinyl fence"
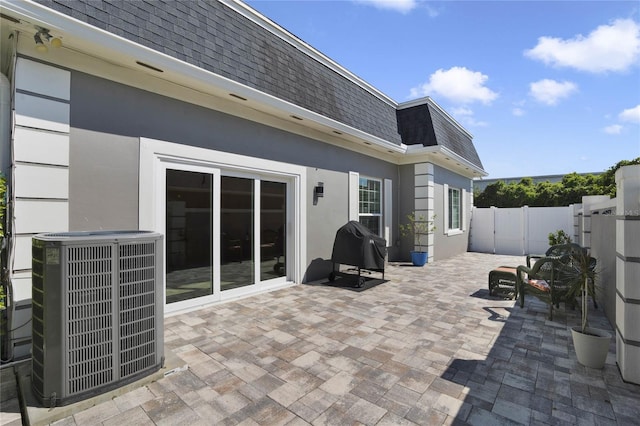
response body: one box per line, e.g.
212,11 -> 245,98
469,206 -> 574,255
470,167 -> 640,385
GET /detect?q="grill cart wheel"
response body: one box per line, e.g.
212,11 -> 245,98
328,271 -> 336,282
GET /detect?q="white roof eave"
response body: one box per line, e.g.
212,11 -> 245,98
2,0 -> 481,171
402,144 -> 488,178
2,0 -> 406,156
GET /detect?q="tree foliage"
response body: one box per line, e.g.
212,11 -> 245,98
474,158 -> 640,208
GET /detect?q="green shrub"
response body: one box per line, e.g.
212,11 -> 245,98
548,229 -> 572,246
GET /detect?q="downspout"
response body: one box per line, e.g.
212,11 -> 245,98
0,31 -> 17,363
0,66 -> 11,176
0,68 -> 12,362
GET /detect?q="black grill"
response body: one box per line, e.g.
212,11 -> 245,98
328,221 -> 387,287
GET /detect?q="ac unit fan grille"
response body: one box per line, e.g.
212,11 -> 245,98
119,242 -> 157,379
66,245 -> 114,395
31,241 -> 46,393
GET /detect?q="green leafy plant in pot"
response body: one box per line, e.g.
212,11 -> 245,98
399,212 -> 436,266
561,248 -> 611,369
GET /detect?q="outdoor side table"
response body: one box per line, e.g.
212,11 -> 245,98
489,266 -> 518,299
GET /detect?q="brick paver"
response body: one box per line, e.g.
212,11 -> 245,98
36,253 -> 640,424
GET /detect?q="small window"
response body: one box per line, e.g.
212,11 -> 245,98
448,187 -> 461,230
359,177 -> 381,236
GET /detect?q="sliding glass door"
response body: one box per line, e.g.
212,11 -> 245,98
220,176 -> 255,291
260,181 -> 286,282
164,167 -> 290,307
165,169 -> 213,304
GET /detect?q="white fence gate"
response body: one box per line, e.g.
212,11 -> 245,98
469,206 -> 574,255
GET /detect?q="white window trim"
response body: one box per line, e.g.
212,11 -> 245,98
348,172 -> 359,221
349,172 -> 392,244
358,175 -> 383,237
384,178 -> 393,246
139,137 -> 307,314
462,188 -> 467,232
443,184 -> 464,236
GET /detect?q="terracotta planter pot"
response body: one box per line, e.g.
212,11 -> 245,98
571,326 -> 611,369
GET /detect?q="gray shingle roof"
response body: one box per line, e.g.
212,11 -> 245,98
34,0 -> 485,171
397,103 -> 484,170
36,0 -> 402,145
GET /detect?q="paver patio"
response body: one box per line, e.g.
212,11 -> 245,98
3,252 -> 639,425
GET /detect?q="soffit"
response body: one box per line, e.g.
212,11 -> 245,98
0,2 -> 404,162
0,1 -> 487,178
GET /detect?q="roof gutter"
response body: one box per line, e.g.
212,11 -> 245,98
402,144 -> 488,178
3,0 -> 406,157
3,1 -> 483,168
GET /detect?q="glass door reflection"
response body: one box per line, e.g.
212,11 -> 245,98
260,181 -> 286,281
220,176 -> 255,290
165,169 -> 213,304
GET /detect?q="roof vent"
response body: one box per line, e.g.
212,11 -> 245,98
0,13 -> 20,24
136,61 -> 163,73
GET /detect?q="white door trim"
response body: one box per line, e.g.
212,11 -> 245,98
139,137 -> 307,314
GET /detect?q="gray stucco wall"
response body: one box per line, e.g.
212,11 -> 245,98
395,163 -> 472,263
304,168 -> 349,281
69,128 -> 139,231
433,165 -> 471,260
68,71 -> 398,282
71,72 -> 395,176
396,164 -> 417,262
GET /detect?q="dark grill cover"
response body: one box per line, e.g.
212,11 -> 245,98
331,221 -> 387,270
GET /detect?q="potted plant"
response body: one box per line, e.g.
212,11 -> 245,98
399,212 -> 436,266
562,248 -> 611,368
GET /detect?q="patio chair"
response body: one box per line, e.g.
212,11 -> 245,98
526,243 -> 597,308
517,256 -> 573,320
526,243 -> 586,267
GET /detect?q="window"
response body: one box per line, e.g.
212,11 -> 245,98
359,177 -> 381,235
448,187 -> 461,230
442,183 -> 467,237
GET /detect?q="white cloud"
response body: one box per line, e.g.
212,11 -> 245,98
604,124 -> 623,134
409,67 -> 498,104
619,105 -> 640,123
512,107 -> 525,117
354,0 -> 418,13
461,117 -> 488,127
529,79 -> 578,105
450,107 -> 473,116
524,18 -> 640,73
450,107 -> 488,127
423,5 -> 439,18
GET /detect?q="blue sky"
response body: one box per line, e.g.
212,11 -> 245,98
245,0 -> 640,179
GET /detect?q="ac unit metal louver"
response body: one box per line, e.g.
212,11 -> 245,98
31,231 -> 164,408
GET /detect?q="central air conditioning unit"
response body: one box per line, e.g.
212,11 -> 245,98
31,231 -> 164,408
